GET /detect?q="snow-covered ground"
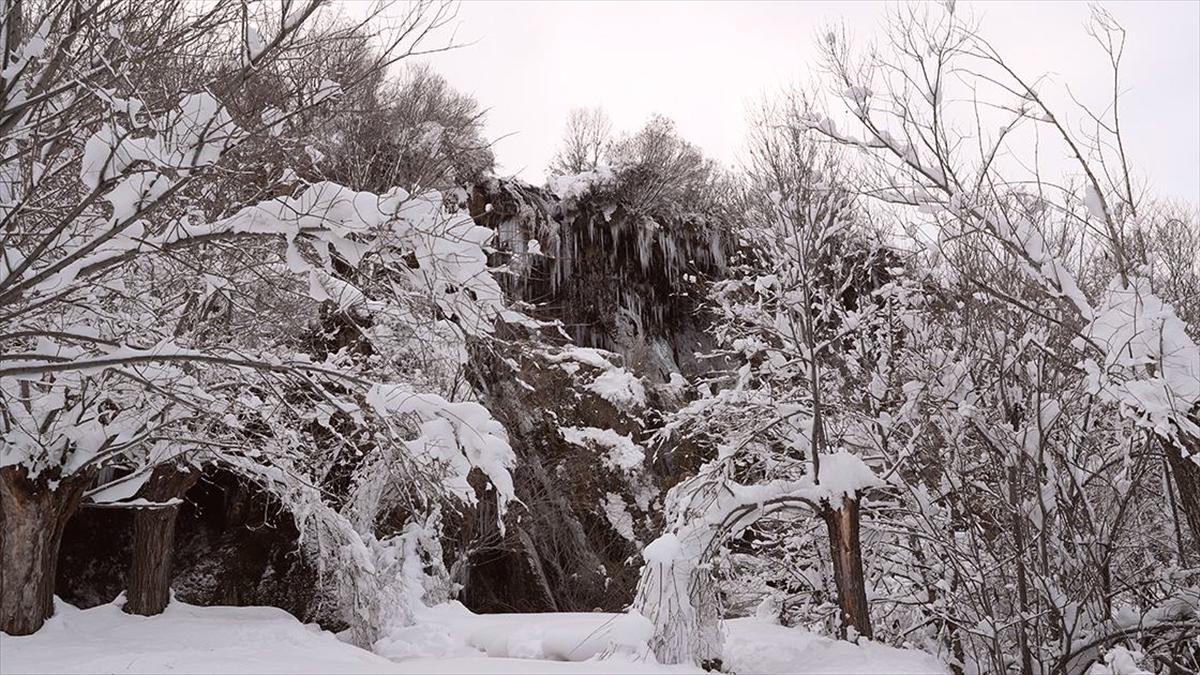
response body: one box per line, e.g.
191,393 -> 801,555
0,600 -> 397,675
0,599 -> 947,674
722,619 -> 947,674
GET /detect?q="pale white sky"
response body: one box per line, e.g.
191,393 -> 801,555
407,1 -> 1200,205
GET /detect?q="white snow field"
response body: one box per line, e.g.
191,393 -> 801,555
0,599 -> 947,674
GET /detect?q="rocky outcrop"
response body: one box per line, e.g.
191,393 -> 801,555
449,174 -> 732,612
468,175 -> 728,381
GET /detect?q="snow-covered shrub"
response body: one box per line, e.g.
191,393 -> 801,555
0,0 -> 515,638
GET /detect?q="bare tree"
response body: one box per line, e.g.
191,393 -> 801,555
607,114 -> 728,219
548,106 -> 611,176
794,4 -> 1200,672
633,99 -> 890,664
809,2 -> 1200,547
316,61 -> 496,194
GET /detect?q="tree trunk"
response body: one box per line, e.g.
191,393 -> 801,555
823,495 -> 872,640
124,464 -> 198,616
1162,424 -> 1200,552
1007,466 -> 1035,675
2,0 -> 23,68
0,466 -> 92,635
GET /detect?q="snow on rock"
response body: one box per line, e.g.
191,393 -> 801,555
560,426 -> 645,472
539,345 -> 647,409
584,369 -> 647,409
0,599 -> 400,674
603,492 -> 638,541
547,167 -> 616,204
543,346 -> 619,371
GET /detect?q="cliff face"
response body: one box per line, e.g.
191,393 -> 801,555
468,174 -> 727,381
454,174 -> 731,612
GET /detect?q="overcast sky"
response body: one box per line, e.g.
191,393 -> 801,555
407,1 -> 1199,205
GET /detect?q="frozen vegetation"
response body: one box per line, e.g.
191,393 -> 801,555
0,1 -> 1196,675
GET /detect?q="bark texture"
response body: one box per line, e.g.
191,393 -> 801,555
1162,420 -> 1200,552
822,495 -> 873,640
124,464 -> 200,616
0,466 -> 92,635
